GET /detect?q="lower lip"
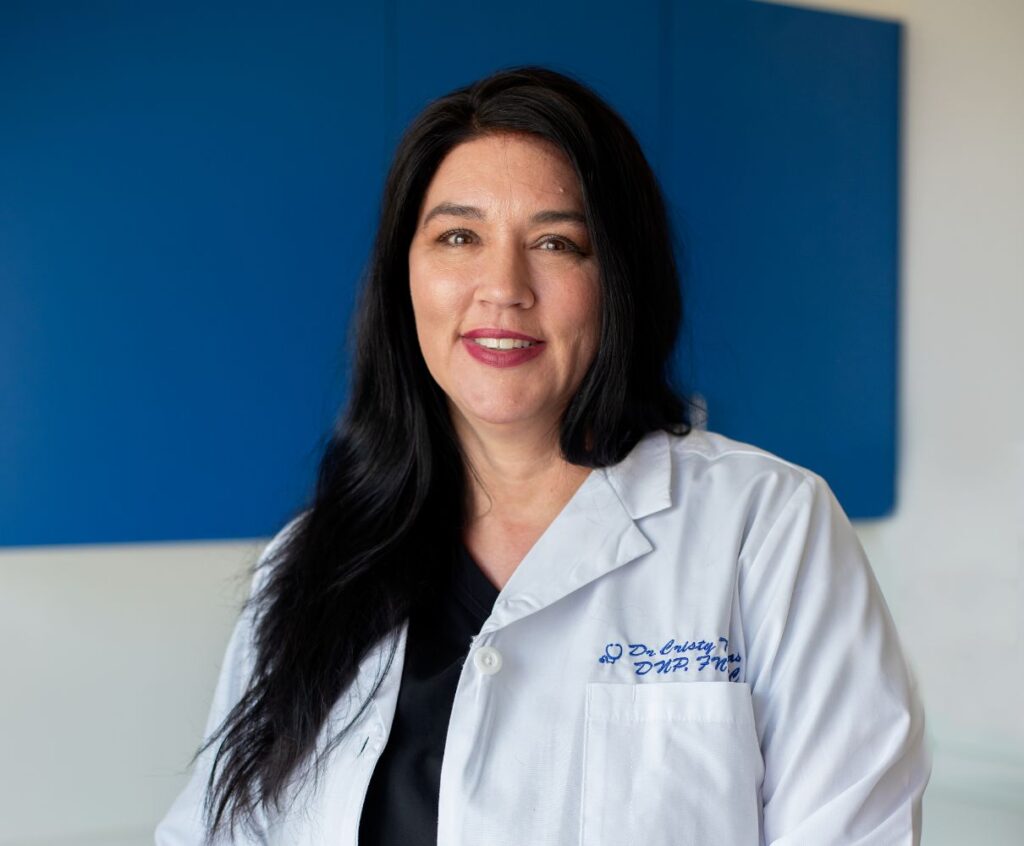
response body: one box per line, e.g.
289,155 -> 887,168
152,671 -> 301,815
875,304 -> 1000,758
461,337 -> 546,368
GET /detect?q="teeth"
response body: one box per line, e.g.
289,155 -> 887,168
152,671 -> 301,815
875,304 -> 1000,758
471,337 -> 537,350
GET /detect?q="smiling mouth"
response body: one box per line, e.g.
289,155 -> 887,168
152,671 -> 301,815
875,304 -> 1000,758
468,337 -> 541,350
460,336 -> 546,368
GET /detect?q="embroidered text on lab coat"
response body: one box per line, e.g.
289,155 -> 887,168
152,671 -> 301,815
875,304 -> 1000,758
598,637 -> 743,680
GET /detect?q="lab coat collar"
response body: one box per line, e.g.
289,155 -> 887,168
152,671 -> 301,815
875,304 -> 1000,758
601,427 -> 674,520
478,428 -> 674,633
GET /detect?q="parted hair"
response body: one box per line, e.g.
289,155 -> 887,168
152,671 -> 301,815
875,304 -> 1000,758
198,64 -> 693,841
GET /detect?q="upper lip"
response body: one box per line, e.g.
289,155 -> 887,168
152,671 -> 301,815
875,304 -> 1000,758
462,328 -> 543,343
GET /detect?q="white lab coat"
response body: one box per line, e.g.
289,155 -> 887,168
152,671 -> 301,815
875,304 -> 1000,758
156,427 -> 930,845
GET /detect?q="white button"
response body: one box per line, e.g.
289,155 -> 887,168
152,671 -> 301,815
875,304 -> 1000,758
473,645 -> 503,675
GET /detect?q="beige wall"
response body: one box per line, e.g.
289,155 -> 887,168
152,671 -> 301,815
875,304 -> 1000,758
2,1 -> 1021,843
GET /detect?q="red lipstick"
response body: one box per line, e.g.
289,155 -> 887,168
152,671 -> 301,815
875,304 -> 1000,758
462,328 -> 542,342
461,328 -> 546,368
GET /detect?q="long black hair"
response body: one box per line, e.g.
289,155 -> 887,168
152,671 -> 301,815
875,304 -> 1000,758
199,64 -> 693,840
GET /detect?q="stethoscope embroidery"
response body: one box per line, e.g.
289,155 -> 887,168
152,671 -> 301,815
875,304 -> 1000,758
599,637 -> 742,680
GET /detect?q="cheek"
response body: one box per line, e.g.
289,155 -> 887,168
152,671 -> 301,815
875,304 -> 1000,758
408,264 -> 441,336
408,259 -> 469,373
568,280 -> 602,354
409,255 -> 464,322
586,291 -> 602,339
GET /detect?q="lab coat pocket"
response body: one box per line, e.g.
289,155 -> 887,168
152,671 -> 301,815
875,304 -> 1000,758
581,681 -> 764,846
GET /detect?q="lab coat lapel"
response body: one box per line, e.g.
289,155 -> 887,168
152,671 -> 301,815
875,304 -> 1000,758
479,429 -> 673,632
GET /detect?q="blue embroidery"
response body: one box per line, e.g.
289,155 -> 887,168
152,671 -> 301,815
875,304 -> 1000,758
598,636 -> 742,680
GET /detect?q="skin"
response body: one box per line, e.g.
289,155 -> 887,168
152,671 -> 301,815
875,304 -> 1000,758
408,131 -> 602,590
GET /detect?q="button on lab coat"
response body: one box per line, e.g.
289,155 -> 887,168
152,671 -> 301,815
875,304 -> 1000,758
156,428 -> 930,845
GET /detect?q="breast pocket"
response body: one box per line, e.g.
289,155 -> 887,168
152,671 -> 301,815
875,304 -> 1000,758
580,681 -> 764,846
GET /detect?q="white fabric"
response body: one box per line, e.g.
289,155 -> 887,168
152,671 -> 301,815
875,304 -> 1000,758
156,428 -> 930,845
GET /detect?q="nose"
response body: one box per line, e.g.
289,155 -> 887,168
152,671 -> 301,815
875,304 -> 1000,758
475,238 -> 536,309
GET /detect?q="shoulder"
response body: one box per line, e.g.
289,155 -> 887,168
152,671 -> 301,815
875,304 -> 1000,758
215,512 -> 310,696
667,427 -> 823,507
248,510 -> 309,599
667,427 -> 816,484
657,428 -> 841,560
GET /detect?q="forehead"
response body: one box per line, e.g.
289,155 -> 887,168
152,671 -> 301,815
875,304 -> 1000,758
421,133 -> 582,209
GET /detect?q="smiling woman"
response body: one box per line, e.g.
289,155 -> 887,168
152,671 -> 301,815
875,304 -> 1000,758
408,133 -> 604,587
409,134 -> 601,438
156,65 -> 929,846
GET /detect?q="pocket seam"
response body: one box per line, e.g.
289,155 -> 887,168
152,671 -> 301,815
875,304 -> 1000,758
586,680 -> 754,725
578,682 -> 595,846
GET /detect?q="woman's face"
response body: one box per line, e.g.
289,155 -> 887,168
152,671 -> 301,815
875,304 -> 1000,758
408,132 -> 601,441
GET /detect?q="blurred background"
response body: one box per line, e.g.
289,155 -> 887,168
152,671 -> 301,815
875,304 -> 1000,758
1,0 -> 1021,843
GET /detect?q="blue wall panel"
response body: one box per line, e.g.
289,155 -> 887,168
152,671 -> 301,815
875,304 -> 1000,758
0,1 -> 900,546
0,2 -> 393,545
668,0 -> 901,517
391,0 -> 666,175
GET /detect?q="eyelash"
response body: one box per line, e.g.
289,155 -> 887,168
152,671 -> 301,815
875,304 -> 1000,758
436,228 -> 585,255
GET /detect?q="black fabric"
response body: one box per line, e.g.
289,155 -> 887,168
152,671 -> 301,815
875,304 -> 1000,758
357,543 -> 500,845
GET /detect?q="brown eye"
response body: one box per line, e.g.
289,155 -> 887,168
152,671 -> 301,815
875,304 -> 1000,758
538,236 -> 583,254
438,229 -> 474,246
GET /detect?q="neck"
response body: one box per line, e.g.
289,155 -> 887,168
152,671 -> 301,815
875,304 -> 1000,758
451,408 -> 590,525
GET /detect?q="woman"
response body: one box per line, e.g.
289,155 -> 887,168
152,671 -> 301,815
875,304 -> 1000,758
156,66 -> 930,845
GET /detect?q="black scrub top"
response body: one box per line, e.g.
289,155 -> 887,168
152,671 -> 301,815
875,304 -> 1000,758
358,543 -> 500,845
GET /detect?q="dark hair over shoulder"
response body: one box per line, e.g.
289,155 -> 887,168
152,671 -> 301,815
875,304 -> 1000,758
199,64 -> 694,840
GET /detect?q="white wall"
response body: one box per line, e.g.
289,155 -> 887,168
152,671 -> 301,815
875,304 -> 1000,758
762,0 -> 1024,840
2,1 -> 1021,843
0,540 -> 261,844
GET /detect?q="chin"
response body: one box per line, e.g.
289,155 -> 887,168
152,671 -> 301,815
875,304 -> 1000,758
468,408 -> 543,426
455,398 -> 555,429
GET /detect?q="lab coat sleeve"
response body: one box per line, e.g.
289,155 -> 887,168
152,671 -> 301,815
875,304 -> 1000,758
739,474 -> 931,845
155,517 -> 303,846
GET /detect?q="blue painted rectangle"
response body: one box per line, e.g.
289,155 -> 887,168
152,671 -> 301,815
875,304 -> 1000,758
0,0 -> 900,545
667,0 -> 901,516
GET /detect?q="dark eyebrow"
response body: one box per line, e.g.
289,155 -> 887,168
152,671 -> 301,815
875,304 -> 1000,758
422,202 -> 485,227
530,209 -> 588,226
421,202 -> 588,228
